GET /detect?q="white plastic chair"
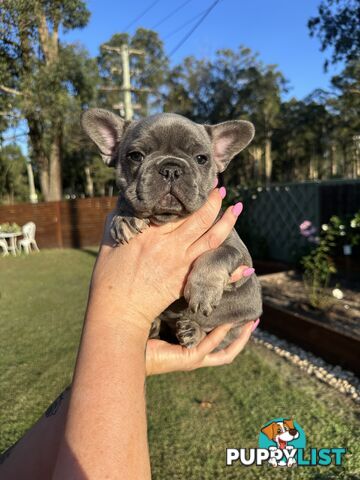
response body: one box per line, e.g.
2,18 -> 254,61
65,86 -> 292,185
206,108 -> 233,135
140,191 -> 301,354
0,239 -> 9,256
18,222 -> 40,254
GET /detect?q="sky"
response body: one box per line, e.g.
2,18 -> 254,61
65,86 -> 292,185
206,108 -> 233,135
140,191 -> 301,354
62,0 -> 343,100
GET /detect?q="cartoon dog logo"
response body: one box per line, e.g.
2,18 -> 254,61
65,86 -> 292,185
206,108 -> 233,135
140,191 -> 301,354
260,418 -> 300,467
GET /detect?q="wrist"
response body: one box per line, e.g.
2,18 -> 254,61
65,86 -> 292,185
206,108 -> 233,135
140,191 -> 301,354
86,290 -> 152,339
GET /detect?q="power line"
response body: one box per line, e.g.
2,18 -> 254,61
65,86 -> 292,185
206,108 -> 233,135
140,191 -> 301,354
168,0 -> 222,57
151,0 -> 192,29
124,0 -> 161,32
163,8 -> 209,40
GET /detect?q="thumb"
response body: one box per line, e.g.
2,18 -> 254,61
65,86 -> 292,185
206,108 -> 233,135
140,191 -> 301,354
229,265 -> 255,283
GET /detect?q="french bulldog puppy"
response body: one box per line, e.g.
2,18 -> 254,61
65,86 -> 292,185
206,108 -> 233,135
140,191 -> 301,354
81,109 -> 262,348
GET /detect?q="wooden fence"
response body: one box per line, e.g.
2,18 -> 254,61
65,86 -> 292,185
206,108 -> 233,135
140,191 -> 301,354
0,197 -> 117,248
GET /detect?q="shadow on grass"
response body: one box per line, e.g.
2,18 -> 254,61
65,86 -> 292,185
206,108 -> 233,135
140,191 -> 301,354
80,248 -> 99,258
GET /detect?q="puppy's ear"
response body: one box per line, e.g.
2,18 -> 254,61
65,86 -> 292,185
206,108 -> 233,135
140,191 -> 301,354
284,418 -> 295,430
205,120 -> 255,172
261,422 -> 276,440
81,108 -> 129,167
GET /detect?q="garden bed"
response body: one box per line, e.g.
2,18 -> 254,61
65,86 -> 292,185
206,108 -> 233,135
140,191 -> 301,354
260,271 -> 360,339
259,271 -> 360,374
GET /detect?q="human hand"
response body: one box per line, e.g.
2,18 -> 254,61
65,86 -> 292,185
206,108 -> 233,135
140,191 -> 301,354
145,264 -> 258,375
89,187 -> 246,333
146,320 -> 255,375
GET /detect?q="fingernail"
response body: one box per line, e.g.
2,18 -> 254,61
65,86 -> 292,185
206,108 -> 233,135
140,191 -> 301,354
231,202 -> 243,216
213,177 -> 219,188
219,186 -> 226,199
251,318 -> 260,332
243,267 -> 255,277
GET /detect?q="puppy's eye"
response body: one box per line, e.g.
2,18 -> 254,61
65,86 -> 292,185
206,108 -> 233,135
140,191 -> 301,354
195,154 -> 208,165
127,151 -> 144,162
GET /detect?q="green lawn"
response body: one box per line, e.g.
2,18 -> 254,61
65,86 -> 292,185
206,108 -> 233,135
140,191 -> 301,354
0,249 -> 359,479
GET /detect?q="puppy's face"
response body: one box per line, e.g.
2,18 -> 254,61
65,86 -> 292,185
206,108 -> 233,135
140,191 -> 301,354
82,110 -> 254,224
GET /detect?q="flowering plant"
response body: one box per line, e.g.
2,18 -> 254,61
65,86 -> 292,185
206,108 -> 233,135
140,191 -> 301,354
300,218 -> 340,310
0,222 -> 21,233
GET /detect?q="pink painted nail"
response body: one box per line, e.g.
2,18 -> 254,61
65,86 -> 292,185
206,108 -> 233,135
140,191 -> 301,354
243,267 -> 255,277
219,186 -> 226,199
213,177 -> 219,188
251,318 -> 260,332
232,202 -> 243,216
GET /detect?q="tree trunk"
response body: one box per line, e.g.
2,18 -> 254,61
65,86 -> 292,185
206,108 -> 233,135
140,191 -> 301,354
84,165 -> 94,197
331,144 -> 338,177
309,157 -> 318,180
48,133 -> 62,201
39,168 -> 50,201
264,137 -> 272,184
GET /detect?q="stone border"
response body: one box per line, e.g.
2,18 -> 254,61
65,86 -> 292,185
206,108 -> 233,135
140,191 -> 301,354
252,328 -> 360,404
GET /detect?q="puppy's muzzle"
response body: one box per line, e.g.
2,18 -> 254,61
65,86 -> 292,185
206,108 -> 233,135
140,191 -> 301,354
159,159 -> 185,182
289,428 -> 298,436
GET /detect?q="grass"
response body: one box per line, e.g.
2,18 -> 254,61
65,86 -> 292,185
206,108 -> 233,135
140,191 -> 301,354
0,249 -> 359,479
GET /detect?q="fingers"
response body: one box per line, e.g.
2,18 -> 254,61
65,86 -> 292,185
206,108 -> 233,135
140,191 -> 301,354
229,265 -> 255,283
175,188 -> 224,245
187,202 -> 242,260
200,321 -> 254,368
194,323 -> 234,358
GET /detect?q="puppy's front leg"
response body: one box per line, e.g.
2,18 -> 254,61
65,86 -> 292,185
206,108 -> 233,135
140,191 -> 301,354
110,212 -> 150,244
184,243 -> 247,316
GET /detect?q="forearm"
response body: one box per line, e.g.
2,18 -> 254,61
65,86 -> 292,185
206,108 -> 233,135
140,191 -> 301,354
52,291 -> 151,480
0,388 -> 70,480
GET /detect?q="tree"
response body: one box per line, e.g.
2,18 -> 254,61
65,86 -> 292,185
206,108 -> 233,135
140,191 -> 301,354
238,65 -> 286,183
0,144 -> 29,204
272,98 -> 334,181
0,0 -> 92,201
308,0 -> 360,69
164,47 -> 286,184
327,60 -> 360,177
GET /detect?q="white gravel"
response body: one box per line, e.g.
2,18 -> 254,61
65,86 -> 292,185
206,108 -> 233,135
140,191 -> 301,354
252,328 -> 360,404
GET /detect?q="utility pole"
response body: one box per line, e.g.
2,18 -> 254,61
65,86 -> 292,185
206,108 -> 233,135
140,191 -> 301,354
121,44 -> 134,121
100,44 -> 149,121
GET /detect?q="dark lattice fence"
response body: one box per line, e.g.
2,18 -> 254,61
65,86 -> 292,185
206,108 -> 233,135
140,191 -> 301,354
231,179 -> 360,263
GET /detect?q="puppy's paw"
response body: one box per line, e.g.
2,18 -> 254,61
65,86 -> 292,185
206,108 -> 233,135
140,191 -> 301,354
149,318 -> 161,339
184,277 -> 226,316
110,215 -> 150,244
176,319 -> 205,348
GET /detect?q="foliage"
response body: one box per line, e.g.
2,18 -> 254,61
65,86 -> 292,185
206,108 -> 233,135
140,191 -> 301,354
308,0 -> 360,69
0,0 -> 93,201
0,144 -> 29,203
326,211 -> 360,247
300,218 -> 343,310
164,47 -> 286,185
0,221 -> 21,233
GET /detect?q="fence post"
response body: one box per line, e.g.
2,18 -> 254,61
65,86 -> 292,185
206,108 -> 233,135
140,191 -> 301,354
55,201 -> 63,248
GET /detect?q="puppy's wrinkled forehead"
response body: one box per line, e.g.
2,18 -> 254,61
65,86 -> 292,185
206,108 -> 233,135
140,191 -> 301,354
124,113 -> 211,155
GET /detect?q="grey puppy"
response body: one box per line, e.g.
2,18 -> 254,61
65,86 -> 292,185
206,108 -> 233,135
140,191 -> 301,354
81,109 -> 262,348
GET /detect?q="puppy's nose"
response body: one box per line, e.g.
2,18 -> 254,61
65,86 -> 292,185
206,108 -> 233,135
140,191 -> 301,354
159,162 -> 184,181
289,429 -> 297,436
